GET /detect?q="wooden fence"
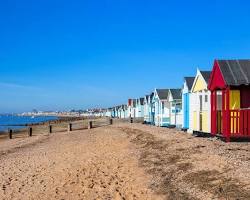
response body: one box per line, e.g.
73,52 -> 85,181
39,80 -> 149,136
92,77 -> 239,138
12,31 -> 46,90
230,109 -> 250,137
0,117 -> 145,140
0,118 -> 113,140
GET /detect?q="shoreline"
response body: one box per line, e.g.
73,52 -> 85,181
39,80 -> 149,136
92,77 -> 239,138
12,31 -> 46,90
0,116 -> 95,134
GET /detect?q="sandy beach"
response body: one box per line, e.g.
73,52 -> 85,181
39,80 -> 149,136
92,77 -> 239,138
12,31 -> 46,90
0,121 -> 250,200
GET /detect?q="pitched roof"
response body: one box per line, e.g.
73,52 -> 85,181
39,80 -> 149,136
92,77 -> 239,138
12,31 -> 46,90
132,99 -> 137,107
139,98 -> 144,105
169,89 -> 182,100
217,60 -> 250,86
121,104 -> 127,110
200,71 -> 212,83
156,89 -> 169,100
184,77 -> 195,90
150,92 -> 154,99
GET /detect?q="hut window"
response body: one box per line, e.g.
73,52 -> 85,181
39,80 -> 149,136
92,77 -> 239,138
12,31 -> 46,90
205,95 -> 208,103
176,103 -> 181,107
217,92 -> 222,111
199,95 -> 203,111
162,102 -> 165,114
241,88 -> 250,108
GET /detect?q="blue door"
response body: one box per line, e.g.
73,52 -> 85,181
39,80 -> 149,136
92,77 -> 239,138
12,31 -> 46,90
183,93 -> 190,129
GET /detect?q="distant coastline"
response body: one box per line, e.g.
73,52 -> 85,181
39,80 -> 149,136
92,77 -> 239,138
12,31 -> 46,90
0,115 -> 57,132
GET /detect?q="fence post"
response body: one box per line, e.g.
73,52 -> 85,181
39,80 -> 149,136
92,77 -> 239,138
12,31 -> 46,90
28,127 -> 33,137
130,117 -> 133,123
88,121 -> 93,129
8,129 -> 13,139
68,123 -> 72,132
48,125 -> 52,134
110,118 -> 113,125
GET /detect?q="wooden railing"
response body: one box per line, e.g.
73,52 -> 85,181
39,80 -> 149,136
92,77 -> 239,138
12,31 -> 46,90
230,109 -> 250,137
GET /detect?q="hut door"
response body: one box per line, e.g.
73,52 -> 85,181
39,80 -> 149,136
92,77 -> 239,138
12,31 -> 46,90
184,94 -> 189,128
216,92 -> 222,134
199,95 -> 203,131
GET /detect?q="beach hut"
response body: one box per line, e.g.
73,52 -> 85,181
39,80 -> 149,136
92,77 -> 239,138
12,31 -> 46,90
128,99 -> 136,118
189,69 -> 211,134
117,106 -> 122,118
182,77 -> 195,130
105,108 -> 112,117
119,105 -> 127,119
120,105 -> 126,119
132,99 -> 137,118
152,89 -> 170,127
135,98 -> 144,118
143,95 -> 150,123
127,99 -> 132,118
208,60 -> 250,141
111,107 -> 116,118
114,106 -> 119,118
148,92 -> 155,124
123,105 -> 128,119
168,89 -> 183,128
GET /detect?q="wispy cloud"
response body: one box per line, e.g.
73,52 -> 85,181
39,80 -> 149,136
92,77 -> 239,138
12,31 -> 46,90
0,82 -> 40,91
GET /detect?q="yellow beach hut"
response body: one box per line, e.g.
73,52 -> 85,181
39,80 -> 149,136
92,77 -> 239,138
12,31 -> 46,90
189,69 -> 212,135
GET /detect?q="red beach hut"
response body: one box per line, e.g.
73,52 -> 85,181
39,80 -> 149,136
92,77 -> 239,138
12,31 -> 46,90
208,60 -> 250,142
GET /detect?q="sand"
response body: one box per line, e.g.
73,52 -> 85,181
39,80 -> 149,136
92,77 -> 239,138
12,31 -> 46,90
0,121 -> 250,200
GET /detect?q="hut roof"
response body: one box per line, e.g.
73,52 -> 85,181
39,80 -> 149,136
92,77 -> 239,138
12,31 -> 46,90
139,98 -> 144,105
132,99 -> 137,107
169,89 -> 182,100
200,71 -> 212,84
217,60 -> 250,86
184,77 -> 195,90
156,89 -> 169,100
150,92 -> 154,99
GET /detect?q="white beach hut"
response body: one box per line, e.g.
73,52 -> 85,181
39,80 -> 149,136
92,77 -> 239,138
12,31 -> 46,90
168,89 -> 183,128
152,89 -> 170,127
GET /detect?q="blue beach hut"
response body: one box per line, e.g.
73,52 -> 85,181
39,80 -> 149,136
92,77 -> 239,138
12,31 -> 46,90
182,77 -> 195,130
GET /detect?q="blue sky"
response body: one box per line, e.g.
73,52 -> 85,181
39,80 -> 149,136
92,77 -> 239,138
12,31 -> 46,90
1,0 -> 250,113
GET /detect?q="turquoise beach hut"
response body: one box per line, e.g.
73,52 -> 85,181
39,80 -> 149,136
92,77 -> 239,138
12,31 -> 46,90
182,77 -> 195,130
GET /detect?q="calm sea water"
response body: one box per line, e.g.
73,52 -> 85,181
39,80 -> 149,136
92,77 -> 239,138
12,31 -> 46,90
0,115 -> 58,132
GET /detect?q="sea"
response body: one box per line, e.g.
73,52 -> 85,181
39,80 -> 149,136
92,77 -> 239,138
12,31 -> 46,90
0,115 -> 58,132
